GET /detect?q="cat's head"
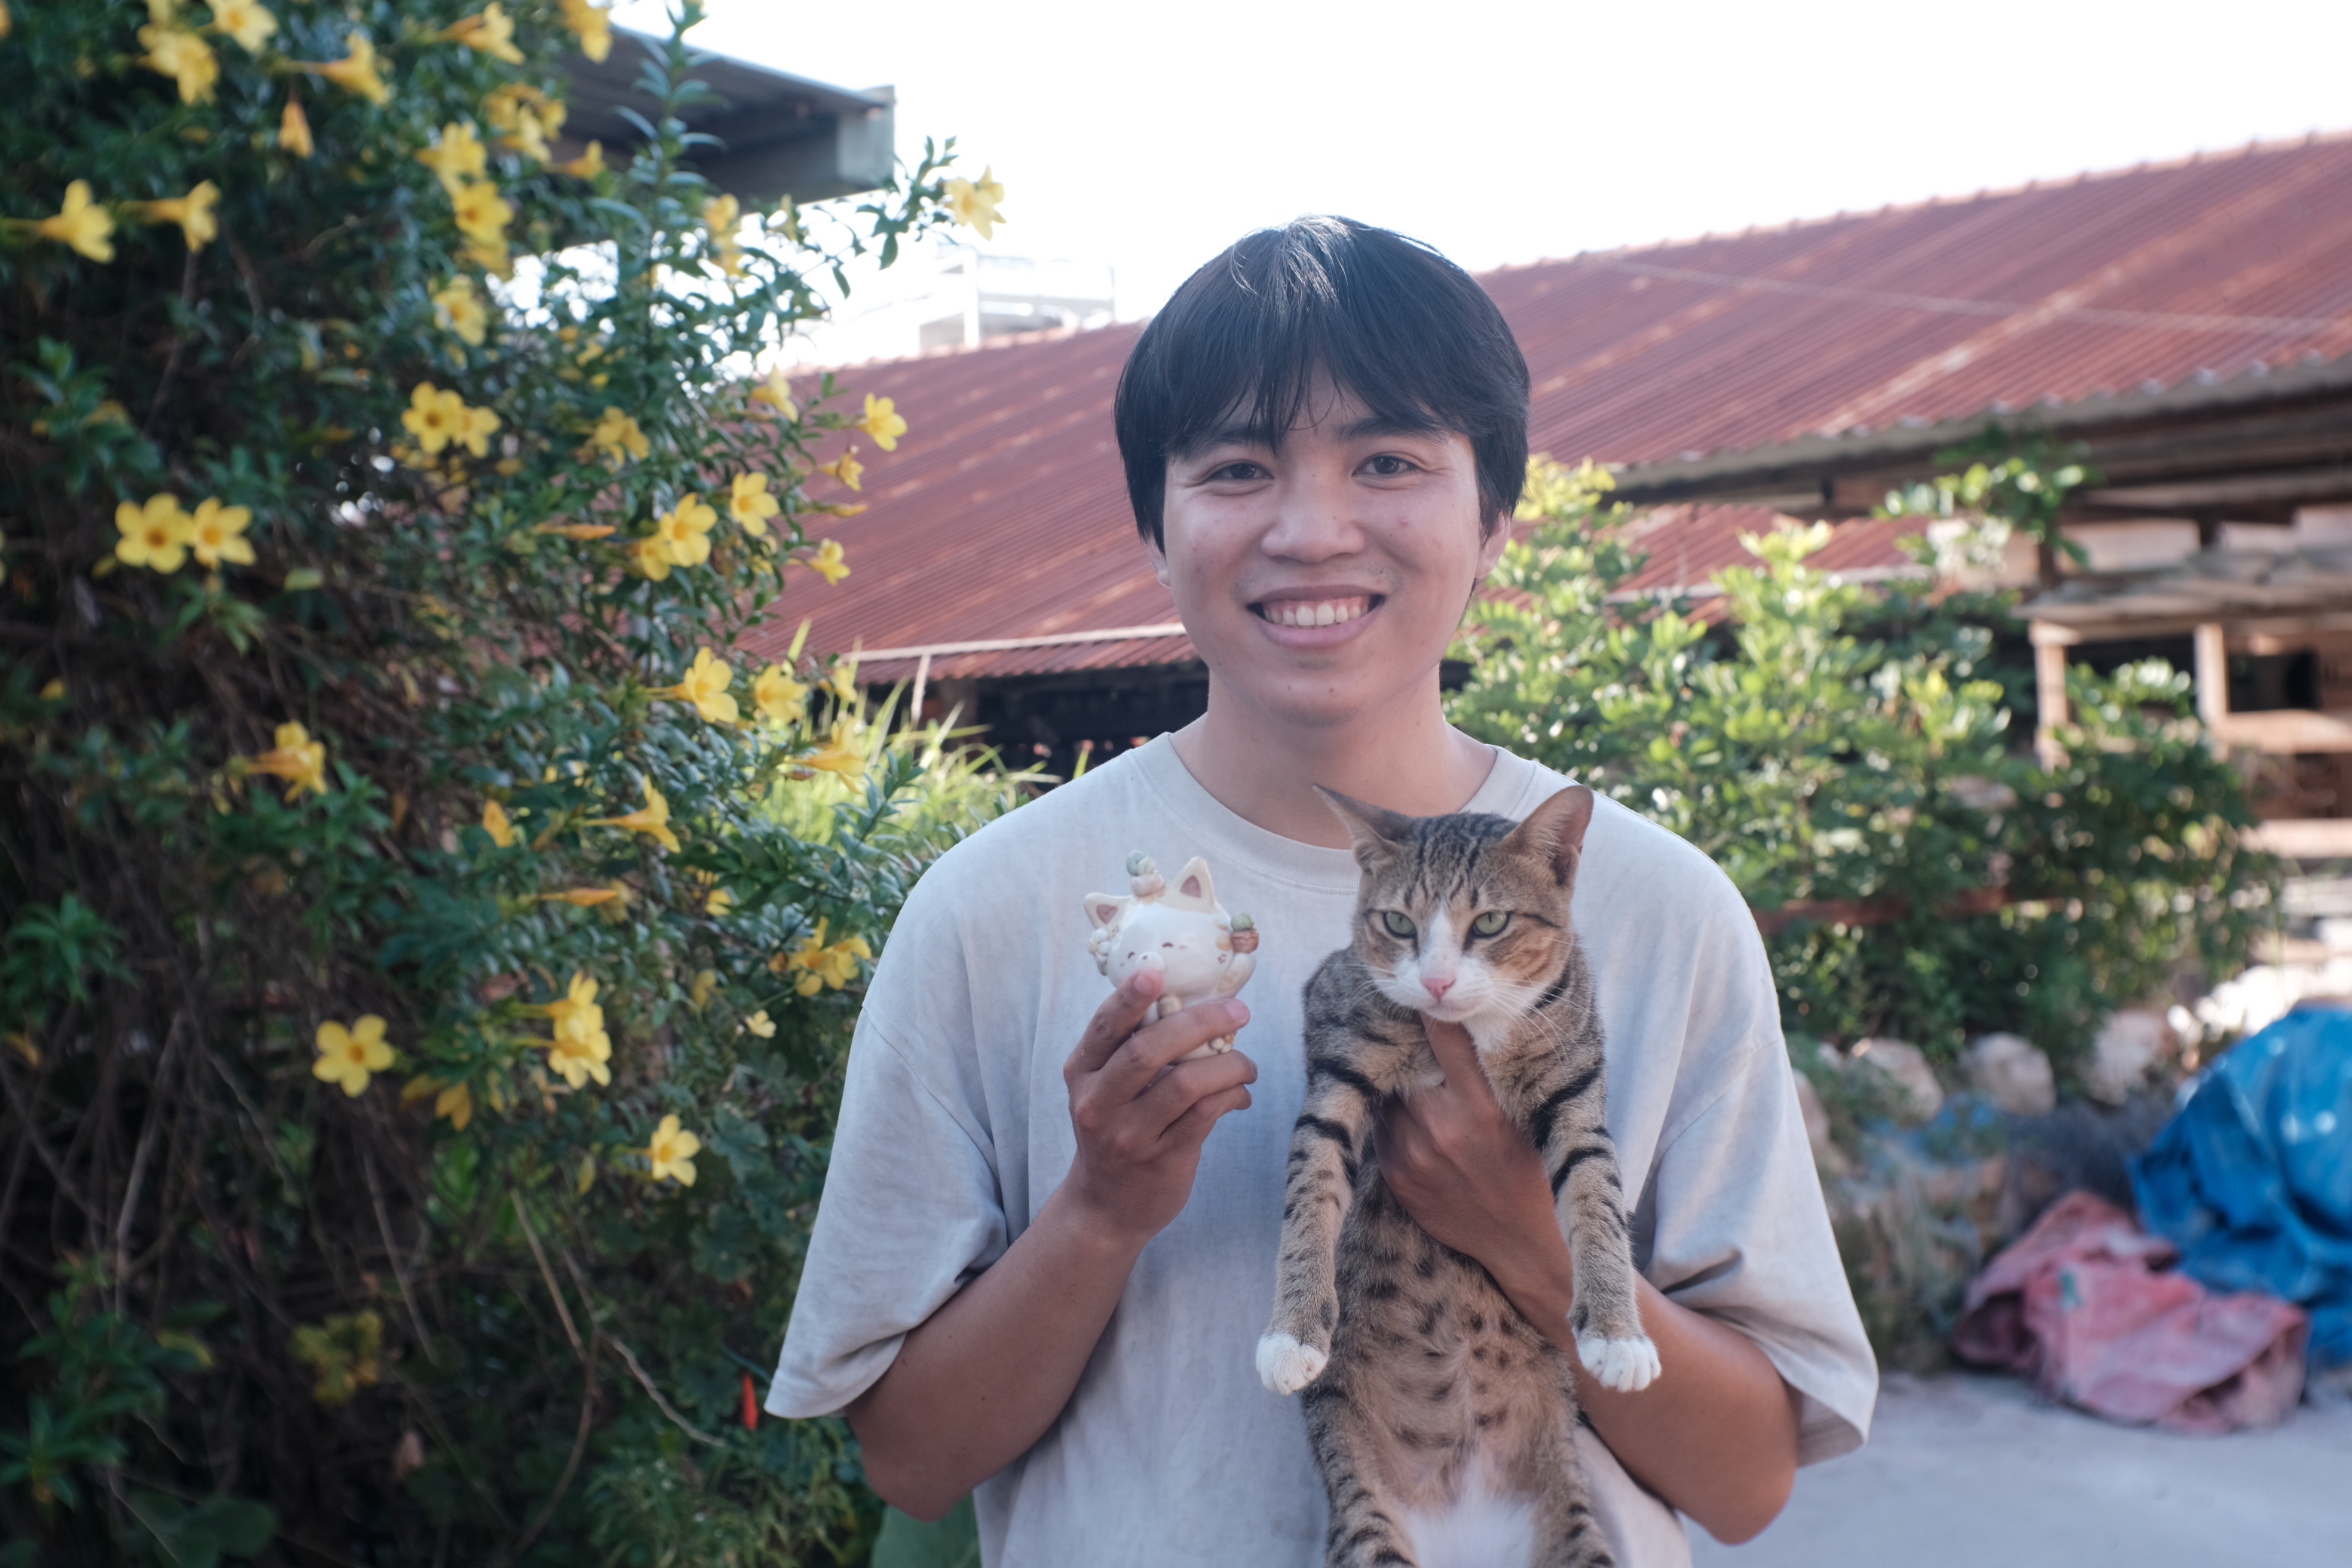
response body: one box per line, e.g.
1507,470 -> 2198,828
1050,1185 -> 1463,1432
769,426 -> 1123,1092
1318,784 -> 1594,1027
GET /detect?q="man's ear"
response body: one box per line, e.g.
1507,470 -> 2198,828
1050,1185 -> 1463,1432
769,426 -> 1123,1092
1477,508 -> 1514,580
1315,786 -> 1413,866
1144,531 -> 1171,590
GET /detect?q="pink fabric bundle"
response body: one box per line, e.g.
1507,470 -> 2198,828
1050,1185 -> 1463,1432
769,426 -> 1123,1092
1952,1190 -> 2309,1433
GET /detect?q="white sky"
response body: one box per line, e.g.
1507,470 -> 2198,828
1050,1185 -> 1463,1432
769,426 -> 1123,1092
614,0 -> 2352,318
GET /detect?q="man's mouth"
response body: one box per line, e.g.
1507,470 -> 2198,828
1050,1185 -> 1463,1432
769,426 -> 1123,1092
1251,595 -> 1379,629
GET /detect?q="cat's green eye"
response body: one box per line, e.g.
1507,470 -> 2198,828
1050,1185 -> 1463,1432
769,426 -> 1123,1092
1379,911 -> 1416,940
1471,910 -> 1509,938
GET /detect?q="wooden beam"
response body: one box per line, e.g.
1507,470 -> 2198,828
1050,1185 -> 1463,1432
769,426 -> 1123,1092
2033,628 -> 2070,767
2213,709 -> 2352,754
2194,623 -> 2231,748
2244,819 -> 2352,858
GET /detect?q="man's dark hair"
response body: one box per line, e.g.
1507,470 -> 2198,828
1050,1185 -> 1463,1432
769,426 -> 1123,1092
1113,216 -> 1530,548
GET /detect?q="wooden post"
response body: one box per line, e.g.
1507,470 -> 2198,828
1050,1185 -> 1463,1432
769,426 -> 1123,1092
2030,621 -> 2071,769
2194,622 -> 2229,752
909,651 -> 932,730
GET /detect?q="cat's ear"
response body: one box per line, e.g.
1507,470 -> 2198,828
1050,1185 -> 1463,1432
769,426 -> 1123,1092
1164,857 -> 1217,910
1315,786 -> 1413,863
1084,893 -> 1129,931
1511,785 -> 1596,884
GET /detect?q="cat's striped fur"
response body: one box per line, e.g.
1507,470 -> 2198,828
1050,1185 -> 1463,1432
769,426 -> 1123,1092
1258,785 -> 1657,1568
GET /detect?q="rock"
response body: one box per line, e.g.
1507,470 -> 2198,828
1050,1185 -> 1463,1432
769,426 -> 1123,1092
1853,1037 -> 1943,1123
1792,1070 -> 1847,1173
1965,1032 -> 2057,1118
2086,1009 -> 2173,1107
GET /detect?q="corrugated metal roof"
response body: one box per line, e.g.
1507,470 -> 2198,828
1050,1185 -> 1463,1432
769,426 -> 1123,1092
746,133 -> 2352,680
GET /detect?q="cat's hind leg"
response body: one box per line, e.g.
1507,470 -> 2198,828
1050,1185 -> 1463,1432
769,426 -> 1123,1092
1303,1380 -> 1425,1568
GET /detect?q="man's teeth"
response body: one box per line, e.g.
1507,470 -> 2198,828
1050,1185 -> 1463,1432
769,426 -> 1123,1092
1263,599 -> 1368,628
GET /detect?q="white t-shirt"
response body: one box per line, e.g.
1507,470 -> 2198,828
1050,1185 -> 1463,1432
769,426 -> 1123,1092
770,737 -> 1876,1566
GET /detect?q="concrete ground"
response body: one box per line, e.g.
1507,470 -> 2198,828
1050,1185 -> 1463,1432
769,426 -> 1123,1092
1689,1371 -> 2352,1567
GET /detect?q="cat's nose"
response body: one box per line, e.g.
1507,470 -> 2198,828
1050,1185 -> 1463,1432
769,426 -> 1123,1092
1423,975 -> 1454,1001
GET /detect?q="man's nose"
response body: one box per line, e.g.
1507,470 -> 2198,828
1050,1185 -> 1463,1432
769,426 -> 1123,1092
1260,470 -> 1363,561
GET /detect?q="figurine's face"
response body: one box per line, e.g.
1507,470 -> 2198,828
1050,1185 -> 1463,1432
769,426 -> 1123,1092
1150,378 -> 1506,732
1102,903 -> 1233,996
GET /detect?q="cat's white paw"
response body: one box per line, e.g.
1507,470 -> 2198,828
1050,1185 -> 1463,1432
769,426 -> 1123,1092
1256,1331 -> 1327,1395
1577,1334 -> 1661,1392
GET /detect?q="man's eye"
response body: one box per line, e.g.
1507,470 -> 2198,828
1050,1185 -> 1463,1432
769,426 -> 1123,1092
1362,454 -> 1417,476
1208,461 -> 1266,482
1471,910 -> 1508,937
1380,911 -> 1416,939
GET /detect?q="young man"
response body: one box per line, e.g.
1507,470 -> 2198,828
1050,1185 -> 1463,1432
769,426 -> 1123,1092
770,217 -> 1876,1566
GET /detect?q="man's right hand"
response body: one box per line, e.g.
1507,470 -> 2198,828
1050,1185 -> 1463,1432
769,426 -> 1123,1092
1061,969 -> 1256,1245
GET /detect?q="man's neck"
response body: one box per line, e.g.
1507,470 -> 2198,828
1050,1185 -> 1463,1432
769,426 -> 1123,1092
1167,675 -> 1496,849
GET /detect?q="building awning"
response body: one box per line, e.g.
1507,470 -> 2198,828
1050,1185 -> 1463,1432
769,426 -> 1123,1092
559,29 -> 895,204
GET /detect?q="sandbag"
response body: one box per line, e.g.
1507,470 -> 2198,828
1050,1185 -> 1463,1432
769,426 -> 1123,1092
1952,1190 -> 2308,1432
2132,1007 -> 2352,1371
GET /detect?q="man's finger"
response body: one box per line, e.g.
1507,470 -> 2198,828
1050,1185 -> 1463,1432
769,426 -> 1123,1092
1137,1046 -> 1257,1136
1162,1082 -> 1254,1148
1421,1015 -> 1489,1098
1066,969 -> 1165,1080
1101,997 -> 1251,1099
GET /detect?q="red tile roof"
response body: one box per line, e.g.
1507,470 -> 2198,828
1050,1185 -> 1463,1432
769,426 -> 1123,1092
745,133 -> 2352,681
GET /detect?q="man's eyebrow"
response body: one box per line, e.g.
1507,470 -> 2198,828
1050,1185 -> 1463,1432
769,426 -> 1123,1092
1337,412 -> 1445,442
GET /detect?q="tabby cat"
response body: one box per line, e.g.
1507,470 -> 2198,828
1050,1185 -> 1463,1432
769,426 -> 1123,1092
1257,784 -> 1658,1568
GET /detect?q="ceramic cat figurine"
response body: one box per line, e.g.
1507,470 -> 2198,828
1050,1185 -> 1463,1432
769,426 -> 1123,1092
1257,786 -> 1656,1568
1086,853 -> 1259,1060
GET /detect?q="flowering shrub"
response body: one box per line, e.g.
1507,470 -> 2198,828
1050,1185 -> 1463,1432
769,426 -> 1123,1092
1450,461 -> 2271,1069
0,3 -> 1015,1560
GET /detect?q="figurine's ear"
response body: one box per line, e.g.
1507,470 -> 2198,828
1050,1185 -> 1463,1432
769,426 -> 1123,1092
1165,857 -> 1215,909
1315,786 -> 1413,864
1084,893 -> 1128,930
1506,785 -> 1595,886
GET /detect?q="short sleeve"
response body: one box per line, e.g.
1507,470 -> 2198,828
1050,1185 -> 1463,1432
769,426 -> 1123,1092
1640,978 -> 1878,1465
766,1013 -> 1008,1418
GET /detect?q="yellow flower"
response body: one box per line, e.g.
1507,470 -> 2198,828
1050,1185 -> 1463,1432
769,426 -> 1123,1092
945,166 -> 1006,240
646,1113 -> 700,1185
188,498 -> 255,568
311,31 -> 391,106
451,178 -> 512,249
135,181 -> 219,251
539,887 -> 620,907
779,917 -> 873,996
703,193 -> 745,275
400,381 -> 470,456
432,277 -> 489,347
755,665 -> 808,727
590,406 -> 648,467
36,181 -> 115,263
657,647 -> 739,724
827,659 -> 860,705
690,968 -> 719,1011
278,94 -> 314,158
654,495 -> 717,568
856,394 -> 908,452
591,779 -> 680,852
247,721 -> 329,800
441,5 -> 524,65
139,23 -> 219,104
482,799 -> 516,847
536,522 -> 615,541
0,2 -> 11,41
458,402 -> 501,458
727,473 -> 779,537
749,365 -> 797,421
742,1009 -> 775,1039
115,495 -> 194,572
807,538 -> 850,586
706,886 -> 734,917
434,1080 -> 474,1129
313,1016 -> 392,1097
559,0 -> 612,63
535,972 -> 614,1087
629,534 -> 673,580
417,123 -> 488,200
802,721 -> 865,782
209,0 -> 276,54
553,139 -> 606,180
819,449 -> 864,492
485,84 -> 564,162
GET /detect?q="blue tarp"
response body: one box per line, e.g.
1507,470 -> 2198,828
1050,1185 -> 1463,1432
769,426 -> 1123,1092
2132,1007 -> 2352,1371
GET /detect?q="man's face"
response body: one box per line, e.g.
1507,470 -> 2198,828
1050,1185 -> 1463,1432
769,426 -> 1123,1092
1150,382 -> 1507,731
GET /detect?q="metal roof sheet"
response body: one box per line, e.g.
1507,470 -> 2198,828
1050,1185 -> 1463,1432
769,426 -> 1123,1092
744,133 -> 2352,679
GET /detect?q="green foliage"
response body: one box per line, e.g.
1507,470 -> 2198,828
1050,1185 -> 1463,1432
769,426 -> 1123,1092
1450,458 -> 2273,1068
0,3 -> 1012,1560
1878,426 -> 2099,579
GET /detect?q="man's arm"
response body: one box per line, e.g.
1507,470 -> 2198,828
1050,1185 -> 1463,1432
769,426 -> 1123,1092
847,970 -> 1255,1521
1374,1019 -> 1799,1545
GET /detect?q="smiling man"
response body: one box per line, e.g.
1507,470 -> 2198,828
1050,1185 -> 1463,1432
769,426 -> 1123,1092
770,218 -> 1876,1566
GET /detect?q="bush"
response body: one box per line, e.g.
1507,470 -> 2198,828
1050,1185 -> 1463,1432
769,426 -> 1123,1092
1449,460 -> 2274,1073
0,4 -> 1013,1560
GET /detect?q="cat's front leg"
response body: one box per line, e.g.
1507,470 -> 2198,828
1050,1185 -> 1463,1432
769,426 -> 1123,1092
1524,1062 -> 1658,1393
1258,1058 -> 1380,1395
